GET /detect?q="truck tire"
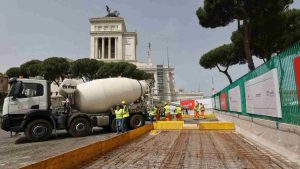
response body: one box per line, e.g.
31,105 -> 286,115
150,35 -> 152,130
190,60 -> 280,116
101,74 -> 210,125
130,114 -> 145,129
110,118 -> 116,132
69,117 -> 91,137
25,119 -> 52,142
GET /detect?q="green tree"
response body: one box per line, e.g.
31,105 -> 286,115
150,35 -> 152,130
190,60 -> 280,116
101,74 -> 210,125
5,67 -> 20,78
279,9 -> 300,50
20,60 -> 42,78
231,8 -> 300,62
96,62 -> 153,80
197,0 -> 292,70
200,44 -> 245,84
70,58 -> 103,80
41,57 -> 70,86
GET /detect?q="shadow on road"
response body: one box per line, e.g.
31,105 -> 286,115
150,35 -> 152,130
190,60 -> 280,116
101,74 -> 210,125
15,127 -> 111,144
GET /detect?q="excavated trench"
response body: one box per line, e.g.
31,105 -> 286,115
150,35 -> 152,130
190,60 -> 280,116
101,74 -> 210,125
81,130 -> 296,169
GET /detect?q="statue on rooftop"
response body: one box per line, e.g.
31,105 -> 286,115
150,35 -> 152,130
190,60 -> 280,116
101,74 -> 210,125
106,5 -> 120,17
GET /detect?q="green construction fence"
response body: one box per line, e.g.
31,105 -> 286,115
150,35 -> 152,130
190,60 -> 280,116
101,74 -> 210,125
212,42 -> 300,126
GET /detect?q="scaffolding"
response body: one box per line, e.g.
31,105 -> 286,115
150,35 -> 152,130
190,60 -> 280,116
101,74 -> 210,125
157,65 -> 165,102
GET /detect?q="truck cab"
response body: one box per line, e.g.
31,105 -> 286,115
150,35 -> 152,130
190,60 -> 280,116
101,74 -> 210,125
1,78 -> 54,141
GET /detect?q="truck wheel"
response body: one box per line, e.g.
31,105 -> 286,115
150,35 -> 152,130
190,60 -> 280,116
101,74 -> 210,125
130,114 -> 145,129
110,118 -> 116,132
25,119 -> 52,142
69,117 -> 91,137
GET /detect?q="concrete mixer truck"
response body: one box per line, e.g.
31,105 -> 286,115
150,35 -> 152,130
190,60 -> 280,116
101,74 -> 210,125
1,77 -> 149,141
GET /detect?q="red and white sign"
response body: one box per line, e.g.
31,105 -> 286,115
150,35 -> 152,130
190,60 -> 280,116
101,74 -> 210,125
294,56 -> 300,105
220,92 -> 228,111
180,100 -> 195,110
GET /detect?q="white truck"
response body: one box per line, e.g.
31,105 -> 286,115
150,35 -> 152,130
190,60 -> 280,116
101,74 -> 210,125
1,77 -> 148,141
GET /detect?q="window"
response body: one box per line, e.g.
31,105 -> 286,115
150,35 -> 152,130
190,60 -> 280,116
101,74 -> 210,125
19,83 -> 44,98
104,26 -> 108,31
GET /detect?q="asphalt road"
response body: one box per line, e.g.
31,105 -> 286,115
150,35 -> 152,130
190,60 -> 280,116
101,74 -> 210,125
0,128 -> 116,169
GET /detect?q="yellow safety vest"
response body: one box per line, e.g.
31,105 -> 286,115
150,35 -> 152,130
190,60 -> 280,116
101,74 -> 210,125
194,105 -> 199,111
115,109 -> 123,120
123,105 -> 130,118
150,107 -> 157,116
164,105 -> 170,114
175,107 -> 182,114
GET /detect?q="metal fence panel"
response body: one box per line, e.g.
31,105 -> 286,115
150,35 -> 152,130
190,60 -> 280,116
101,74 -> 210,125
213,43 -> 300,125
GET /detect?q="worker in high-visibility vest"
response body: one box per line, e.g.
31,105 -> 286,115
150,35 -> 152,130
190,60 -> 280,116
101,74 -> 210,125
200,103 -> 205,117
114,104 -> 123,134
175,106 -> 182,121
149,105 -> 158,123
156,104 -> 161,121
194,102 -> 200,119
122,100 -> 129,132
164,102 -> 171,121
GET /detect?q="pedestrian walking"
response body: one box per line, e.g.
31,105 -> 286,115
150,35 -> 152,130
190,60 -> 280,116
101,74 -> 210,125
114,104 -> 123,134
122,101 -> 129,132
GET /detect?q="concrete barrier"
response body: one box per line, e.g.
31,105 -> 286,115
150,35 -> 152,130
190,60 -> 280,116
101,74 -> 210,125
182,114 -> 190,118
199,121 -> 235,130
20,124 -> 154,169
153,121 -> 184,130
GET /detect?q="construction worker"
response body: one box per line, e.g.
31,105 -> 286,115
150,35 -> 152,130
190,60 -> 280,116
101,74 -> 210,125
164,102 -> 171,121
160,103 -> 165,117
156,104 -> 161,121
200,103 -> 205,117
122,100 -> 129,132
175,105 -> 182,121
114,104 -> 123,134
194,102 -> 200,119
149,105 -> 158,123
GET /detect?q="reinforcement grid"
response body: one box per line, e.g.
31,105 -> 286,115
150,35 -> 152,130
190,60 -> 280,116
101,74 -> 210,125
82,130 -> 295,169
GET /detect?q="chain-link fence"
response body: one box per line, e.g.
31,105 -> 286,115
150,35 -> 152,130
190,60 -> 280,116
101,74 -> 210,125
213,43 -> 300,126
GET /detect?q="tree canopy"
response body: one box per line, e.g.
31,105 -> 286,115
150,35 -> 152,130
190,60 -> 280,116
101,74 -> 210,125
96,62 -> 153,80
200,44 -> 245,84
70,58 -> 104,80
6,67 -> 20,78
41,57 -> 70,85
197,0 -> 293,70
20,59 -> 42,78
5,58 -> 153,84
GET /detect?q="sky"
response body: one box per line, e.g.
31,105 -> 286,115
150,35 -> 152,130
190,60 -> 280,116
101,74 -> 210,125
0,0 -> 300,96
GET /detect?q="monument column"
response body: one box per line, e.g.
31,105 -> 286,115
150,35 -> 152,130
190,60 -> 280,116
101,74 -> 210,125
102,37 -> 105,59
115,37 -> 117,59
94,37 -> 98,59
108,37 -> 111,59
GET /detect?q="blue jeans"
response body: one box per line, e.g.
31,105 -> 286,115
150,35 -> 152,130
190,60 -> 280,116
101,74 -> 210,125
150,115 -> 154,123
123,117 -> 129,132
116,119 -> 123,133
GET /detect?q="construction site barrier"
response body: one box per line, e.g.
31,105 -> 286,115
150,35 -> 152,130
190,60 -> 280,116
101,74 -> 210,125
153,121 -> 184,130
20,124 -> 153,169
212,42 -> 300,126
199,121 -> 235,130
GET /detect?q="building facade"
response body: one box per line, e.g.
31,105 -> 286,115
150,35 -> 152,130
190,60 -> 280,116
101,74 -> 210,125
90,17 -> 137,62
89,16 -> 176,101
0,75 -> 8,93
